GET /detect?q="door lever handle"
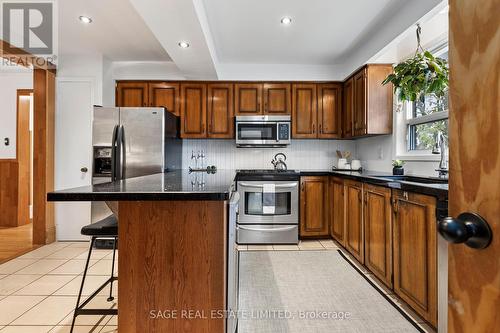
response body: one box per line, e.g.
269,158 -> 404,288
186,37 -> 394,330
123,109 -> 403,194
438,212 -> 492,249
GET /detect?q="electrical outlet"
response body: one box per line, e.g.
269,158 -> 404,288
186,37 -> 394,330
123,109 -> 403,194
377,146 -> 383,160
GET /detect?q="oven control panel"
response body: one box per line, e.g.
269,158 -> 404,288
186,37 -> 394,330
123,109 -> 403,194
278,123 -> 290,140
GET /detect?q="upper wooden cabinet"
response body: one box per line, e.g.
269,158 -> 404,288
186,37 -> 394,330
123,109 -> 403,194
148,82 -> 180,115
300,176 -> 330,237
263,83 -> 291,114
235,83 -> 262,115
343,64 -> 393,138
180,83 -> 207,138
344,179 -> 364,263
292,83 -> 317,138
363,184 -> 392,288
317,83 -> 342,138
393,190 -> 437,326
329,177 -> 345,246
116,82 -> 148,107
207,83 -> 234,138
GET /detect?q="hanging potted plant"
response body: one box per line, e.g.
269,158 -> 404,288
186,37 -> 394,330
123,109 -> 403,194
382,25 -> 449,104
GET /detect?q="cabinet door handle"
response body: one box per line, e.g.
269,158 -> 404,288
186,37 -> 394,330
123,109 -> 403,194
312,124 -> 315,133
319,124 -> 322,134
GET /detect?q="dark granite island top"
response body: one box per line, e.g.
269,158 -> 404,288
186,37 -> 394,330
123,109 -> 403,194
47,169 -> 236,202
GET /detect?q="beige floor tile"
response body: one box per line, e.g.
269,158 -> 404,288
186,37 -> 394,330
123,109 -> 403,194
0,295 -> 45,325
48,260 -> 98,275
74,250 -> 111,261
272,245 -> 300,251
0,274 -> 7,280
49,326 -> 104,333
298,240 -> 324,250
319,239 -> 339,249
87,260 -> 117,276
66,242 -> 91,249
0,326 -> 52,332
11,296 -> 77,325
54,275 -> 110,296
14,275 -> 75,296
45,248 -> 89,260
0,259 -> 38,274
105,315 -> 117,326
18,243 -> 71,259
103,252 -> 118,261
16,260 -> 68,275
247,245 -> 273,251
0,275 -> 42,295
100,325 -> 117,333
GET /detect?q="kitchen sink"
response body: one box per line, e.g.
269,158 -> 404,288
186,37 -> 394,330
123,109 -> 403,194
374,175 -> 448,184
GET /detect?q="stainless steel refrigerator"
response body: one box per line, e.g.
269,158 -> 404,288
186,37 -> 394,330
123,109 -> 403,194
91,107 -> 182,223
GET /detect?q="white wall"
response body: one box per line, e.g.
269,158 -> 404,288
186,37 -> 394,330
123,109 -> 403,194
0,69 -> 33,159
182,139 -> 357,171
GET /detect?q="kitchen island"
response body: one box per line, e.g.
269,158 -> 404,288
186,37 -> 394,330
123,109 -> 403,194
48,170 -> 236,333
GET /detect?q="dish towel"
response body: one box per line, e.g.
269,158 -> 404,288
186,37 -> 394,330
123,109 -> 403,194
262,184 -> 276,215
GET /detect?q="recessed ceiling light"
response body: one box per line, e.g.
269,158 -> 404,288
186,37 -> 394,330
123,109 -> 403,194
281,17 -> 292,25
178,41 -> 190,48
79,16 -> 92,24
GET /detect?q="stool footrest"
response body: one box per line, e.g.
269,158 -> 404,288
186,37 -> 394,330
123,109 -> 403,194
75,276 -> 118,317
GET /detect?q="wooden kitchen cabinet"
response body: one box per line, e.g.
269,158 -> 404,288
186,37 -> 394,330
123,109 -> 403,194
235,83 -> 262,115
364,184 -> 392,288
343,64 -> 393,138
207,83 -> 234,138
317,83 -> 342,138
392,190 -> 437,326
180,83 -> 207,138
344,180 -> 364,263
263,83 -> 291,114
329,177 -> 346,246
292,83 -> 317,138
300,176 -> 329,237
148,82 -> 180,115
116,82 -> 148,107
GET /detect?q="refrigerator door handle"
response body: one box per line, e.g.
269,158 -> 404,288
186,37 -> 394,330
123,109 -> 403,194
120,125 -> 126,179
111,125 -> 119,181
115,125 -> 123,180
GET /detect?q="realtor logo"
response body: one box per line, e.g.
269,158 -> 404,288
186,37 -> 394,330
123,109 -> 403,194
2,1 -> 53,54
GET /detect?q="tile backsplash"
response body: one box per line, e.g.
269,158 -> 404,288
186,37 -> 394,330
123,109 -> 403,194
182,139 -> 357,170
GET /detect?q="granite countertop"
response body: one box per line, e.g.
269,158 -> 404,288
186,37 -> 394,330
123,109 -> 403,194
47,169 -> 237,201
47,168 -> 448,202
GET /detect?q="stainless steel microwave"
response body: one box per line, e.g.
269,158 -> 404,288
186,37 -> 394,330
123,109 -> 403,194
235,115 -> 291,147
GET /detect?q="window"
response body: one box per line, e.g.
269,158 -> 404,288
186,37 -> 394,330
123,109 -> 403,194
405,44 -> 449,152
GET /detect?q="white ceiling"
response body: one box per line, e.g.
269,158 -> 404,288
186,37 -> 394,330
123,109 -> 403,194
58,0 -> 171,61
201,0 -> 411,65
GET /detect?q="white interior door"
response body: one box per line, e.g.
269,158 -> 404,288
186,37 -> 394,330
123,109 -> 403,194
55,79 -> 93,240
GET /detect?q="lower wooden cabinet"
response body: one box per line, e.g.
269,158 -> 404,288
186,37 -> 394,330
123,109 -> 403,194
300,176 -> 329,237
364,184 -> 392,288
344,180 -> 364,263
392,190 -> 437,326
329,177 -> 346,246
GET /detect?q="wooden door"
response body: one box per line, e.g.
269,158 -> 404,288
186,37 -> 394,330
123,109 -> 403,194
343,78 -> 354,138
300,176 -> 329,237
447,1 -> 500,331
364,184 -> 392,288
180,83 -> 207,138
235,83 -> 262,115
345,180 -> 364,263
263,83 -> 290,114
329,177 -> 345,246
116,82 -> 148,107
148,82 -> 180,115
207,83 -> 234,138
393,190 -> 437,326
317,83 -> 342,138
292,84 -> 317,138
353,69 -> 367,136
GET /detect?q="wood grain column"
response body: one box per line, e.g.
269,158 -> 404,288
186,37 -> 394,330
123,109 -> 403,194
118,200 -> 227,333
33,69 -> 55,245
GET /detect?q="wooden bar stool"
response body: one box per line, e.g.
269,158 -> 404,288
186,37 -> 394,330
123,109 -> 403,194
70,215 -> 118,332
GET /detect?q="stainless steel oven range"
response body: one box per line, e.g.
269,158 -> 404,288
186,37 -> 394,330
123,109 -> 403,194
236,170 -> 299,244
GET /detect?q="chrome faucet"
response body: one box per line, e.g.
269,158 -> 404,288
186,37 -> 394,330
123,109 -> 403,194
432,131 -> 449,178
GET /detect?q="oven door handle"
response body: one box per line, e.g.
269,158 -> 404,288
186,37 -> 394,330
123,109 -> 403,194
237,225 -> 296,232
238,182 -> 298,189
